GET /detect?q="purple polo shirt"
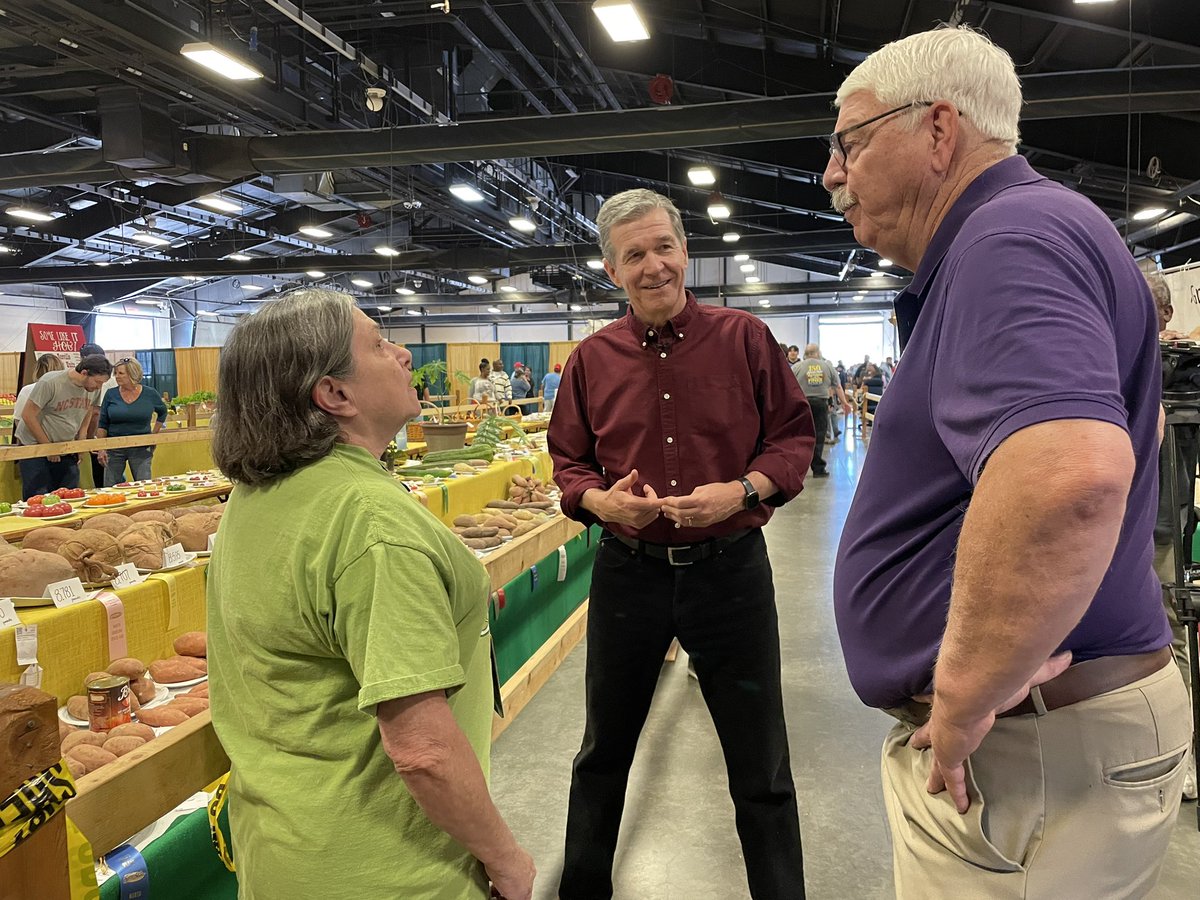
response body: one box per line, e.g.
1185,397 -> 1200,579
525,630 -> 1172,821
834,155 -> 1170,709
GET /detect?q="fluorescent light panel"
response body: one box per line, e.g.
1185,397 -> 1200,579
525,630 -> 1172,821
306,270 -> 326,278
468,275 -> 489,285
374,246 -> 400,256
722,231 -> 740,243
180,42 -> 264,81
351,278 -> 374,288
227,253 -> 254,261
6,206 -> 57,222
745,275 -> 760,283
62,289 -> 92,298
449,183 -> 485,202
687,166 -> 716,186
197,310 -> 218,317
395,287 -> 415,295
406,309 -> 421,316
198,195 -> 242,213
592,0 -> 650,42
487,306 -> 502,314
499,285 -> 518,293
299,225 -> 334,239
1132,206 -> 1168,221
377,306 -> 393,312
586,259 -> 605,270
509,217 -> 537,233
734,253 -> 750,262
877,258 -> 893,268
130,230 -> 170,246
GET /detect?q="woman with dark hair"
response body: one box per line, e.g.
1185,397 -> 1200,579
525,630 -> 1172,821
470,359 -> 493,403
208,290 -> 534,900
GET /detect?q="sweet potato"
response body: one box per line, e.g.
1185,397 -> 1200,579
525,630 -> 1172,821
485,500 -> 519,509
20,526 -> 78,554
62,731 -> 107,753
64,755 -> 89,779
511,521 -> 537,538
117,522 -> 173,570
58,721 -> 74,742
167,697 -> 209,716
452,515 -> 478,528
80,512 -> 134,539
109,722 -> 155,742
83,671 -> 110,688
172,631 -> 207,658
102,735 -> 146,757
0,549 -> 76,598
67,745 -> 117,771
66,695 -> 88,720
131,676 -> 156,704
136,707 -> 189,727
129,510 -> 177,533
57,530 -> 123,583
167,655 -> 207,674
460,526 -> 499,539
107,657 -> 147,680
463,536 -> 502,550
186,684 -> 209,698
148,659 -> 201,684
0,535 -> 16,558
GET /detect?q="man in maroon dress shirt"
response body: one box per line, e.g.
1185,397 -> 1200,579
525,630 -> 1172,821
548,189 -> 815,899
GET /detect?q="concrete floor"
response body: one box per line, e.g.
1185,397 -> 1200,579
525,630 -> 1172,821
490,428 -> 1200,899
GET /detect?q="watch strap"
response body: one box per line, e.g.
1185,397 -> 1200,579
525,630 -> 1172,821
738,476 -> 759,509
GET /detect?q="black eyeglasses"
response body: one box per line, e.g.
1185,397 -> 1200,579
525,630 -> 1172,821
823,101 -> 934,166
117,357 -> 134,364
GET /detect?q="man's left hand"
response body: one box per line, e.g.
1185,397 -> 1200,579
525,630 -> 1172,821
660,481 -> 745,529
910,651 -> 1072,813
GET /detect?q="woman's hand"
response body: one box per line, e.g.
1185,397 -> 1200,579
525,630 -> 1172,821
486,845 -> 536,900
97,450 -> 108,466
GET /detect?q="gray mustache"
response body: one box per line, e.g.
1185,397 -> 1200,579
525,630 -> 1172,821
831,187 -> 858,215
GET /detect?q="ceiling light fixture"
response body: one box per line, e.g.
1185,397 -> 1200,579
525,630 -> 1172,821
745,275 -> 761,283
877,258 -> 894,268
183,275 -> 204,281
487,306 -> 502,314
687,166 -> 716,186
180,41 -> 264,81
509,216 -> 537,233
130,230 -> 170,246
406,308 -> 421,316
227,253 -> 254,261
377,306 -> 393,312
739,263 -> 756,273
570,304 -> 584,311
198,195 -> 242,213
592,0 -> 650,42
6,205 -> 57,222
706,192 -> 731,220
351,278 -> 373,288
240,283 -> 263,291
374,245 -> 400,256
299,225 -> 333,239
468,275 -> 489,285
733,253 -> 750,262
722,231 -> 740,243
449,183 -> 485,202
135,298 -> 163,306
856,290 -> 868,296
62,289 -> 92,298
306,270 -> 326,278
1132,206 -> 1168,221
758,298 -> 771,307
586,259 -> 605,270
197,310 -> 218,317
499,285 -> 518,293
395,286 -> 416,295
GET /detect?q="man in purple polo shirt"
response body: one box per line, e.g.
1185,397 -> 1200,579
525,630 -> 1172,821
827,26 -> 1189,897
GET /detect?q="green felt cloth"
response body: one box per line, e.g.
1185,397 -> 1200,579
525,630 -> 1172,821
99,806 -> 237,900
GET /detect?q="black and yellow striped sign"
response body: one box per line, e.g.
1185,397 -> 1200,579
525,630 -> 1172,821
0,759 -> 78,858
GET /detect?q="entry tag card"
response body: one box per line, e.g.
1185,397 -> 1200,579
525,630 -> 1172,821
557,546 -> 568,582
95,591 -> 129,661
15,624 -> 38,666
207,533 -> 216,552
46,577 -> 88,609
530,564 -> 539,592
0,598 -> 20,629
162,543 -> 187,568
112,564 -> 145,590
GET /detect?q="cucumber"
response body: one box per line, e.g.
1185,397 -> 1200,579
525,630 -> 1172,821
423,446 -> 494,464
397,467 -> 453,478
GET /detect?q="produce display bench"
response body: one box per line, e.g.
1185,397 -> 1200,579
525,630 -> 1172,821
2,454 -> 597,899
0,429 -> 217,504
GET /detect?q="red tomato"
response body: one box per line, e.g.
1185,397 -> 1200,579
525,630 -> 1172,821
28,495 -> 45,505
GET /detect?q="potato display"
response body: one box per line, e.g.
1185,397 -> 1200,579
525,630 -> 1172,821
0,549 -> 76,597
450,501 -> 558,550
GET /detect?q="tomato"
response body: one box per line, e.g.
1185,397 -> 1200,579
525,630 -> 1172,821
28,494 -> 45,505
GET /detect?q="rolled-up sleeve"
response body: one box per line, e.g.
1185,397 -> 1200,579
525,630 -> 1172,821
747,327 -> 814,505
547,351 -> 607,525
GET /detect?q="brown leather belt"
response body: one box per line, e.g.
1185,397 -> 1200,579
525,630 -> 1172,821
996,646 -> 1172,718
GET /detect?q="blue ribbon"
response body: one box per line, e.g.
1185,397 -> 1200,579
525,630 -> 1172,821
106,843 -> 150,899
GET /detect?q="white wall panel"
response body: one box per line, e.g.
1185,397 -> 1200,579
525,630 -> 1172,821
0,291 -> 66,352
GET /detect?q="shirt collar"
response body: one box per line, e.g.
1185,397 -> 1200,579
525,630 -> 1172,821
624,290 -> 698,344
894,155 -> 1045,348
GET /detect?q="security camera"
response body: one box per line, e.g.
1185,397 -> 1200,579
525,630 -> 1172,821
365,87 -> 386,113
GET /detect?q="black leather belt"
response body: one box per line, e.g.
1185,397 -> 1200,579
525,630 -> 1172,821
610,528 -> 752,566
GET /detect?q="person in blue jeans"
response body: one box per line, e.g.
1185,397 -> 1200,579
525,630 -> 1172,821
540,363 -> 561,413
96,357 -> 168,485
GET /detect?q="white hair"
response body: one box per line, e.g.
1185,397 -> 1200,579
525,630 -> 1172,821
836,25 -> 1022,154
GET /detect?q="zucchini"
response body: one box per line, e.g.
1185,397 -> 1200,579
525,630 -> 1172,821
423,446 -> 494,463
397,467 -> 453,478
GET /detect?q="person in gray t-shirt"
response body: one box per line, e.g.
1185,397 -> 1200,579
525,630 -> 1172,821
16,354 -> 112,498
792,344 -> 852,477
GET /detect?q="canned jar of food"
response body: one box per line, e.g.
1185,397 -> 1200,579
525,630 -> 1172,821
87,674 -> 132,732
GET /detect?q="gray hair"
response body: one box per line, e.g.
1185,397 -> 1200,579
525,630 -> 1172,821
212,289 -> 357,486
596,189 -> 686,264
836,25 -> 1022,154
804,343 -> 821,358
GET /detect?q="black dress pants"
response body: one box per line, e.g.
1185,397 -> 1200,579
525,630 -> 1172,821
808,400 -> 829,474
559,529 -> 805,899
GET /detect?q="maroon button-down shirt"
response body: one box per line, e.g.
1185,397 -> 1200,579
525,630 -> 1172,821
548,291 -> 815,544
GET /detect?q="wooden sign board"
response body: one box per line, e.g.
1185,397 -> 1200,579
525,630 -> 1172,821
20,323 -> 87,389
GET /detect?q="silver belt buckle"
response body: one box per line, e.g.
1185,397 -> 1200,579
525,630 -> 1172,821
666,545 -> 693,566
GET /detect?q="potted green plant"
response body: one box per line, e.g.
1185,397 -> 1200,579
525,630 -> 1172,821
410,361 -> 473,450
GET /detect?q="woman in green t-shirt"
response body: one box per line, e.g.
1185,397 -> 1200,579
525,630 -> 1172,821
208,289 -> 535,900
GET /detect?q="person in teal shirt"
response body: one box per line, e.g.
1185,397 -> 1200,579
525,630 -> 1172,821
208,289 -> 536,900
96,357 -> 168,485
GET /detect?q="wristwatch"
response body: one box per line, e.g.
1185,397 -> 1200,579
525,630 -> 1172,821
738,476 -> 760,510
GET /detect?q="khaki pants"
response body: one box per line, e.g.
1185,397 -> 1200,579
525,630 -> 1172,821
882,661 -> 1190,899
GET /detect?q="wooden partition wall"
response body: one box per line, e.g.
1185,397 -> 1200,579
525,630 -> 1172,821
0,352 -> 20,395
446,342 -> 500,398
174,347 -> 220,397
549,341 -> 580,374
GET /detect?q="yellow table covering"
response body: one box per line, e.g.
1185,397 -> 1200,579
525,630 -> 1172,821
0,562 -> 209,705
413,450 -> 552,526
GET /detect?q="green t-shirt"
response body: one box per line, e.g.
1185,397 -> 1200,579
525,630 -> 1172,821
208,443 -> 493,900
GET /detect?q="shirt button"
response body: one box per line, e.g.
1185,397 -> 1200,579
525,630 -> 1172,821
674,521 -> 681,529
641,342 -> 647,347
678,332 -> 684,338
666,437 -> 674,444
670,479 -> 677,486
659,352 -> 667,359
663,393 -> 670,400
648,330 -> 655,336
